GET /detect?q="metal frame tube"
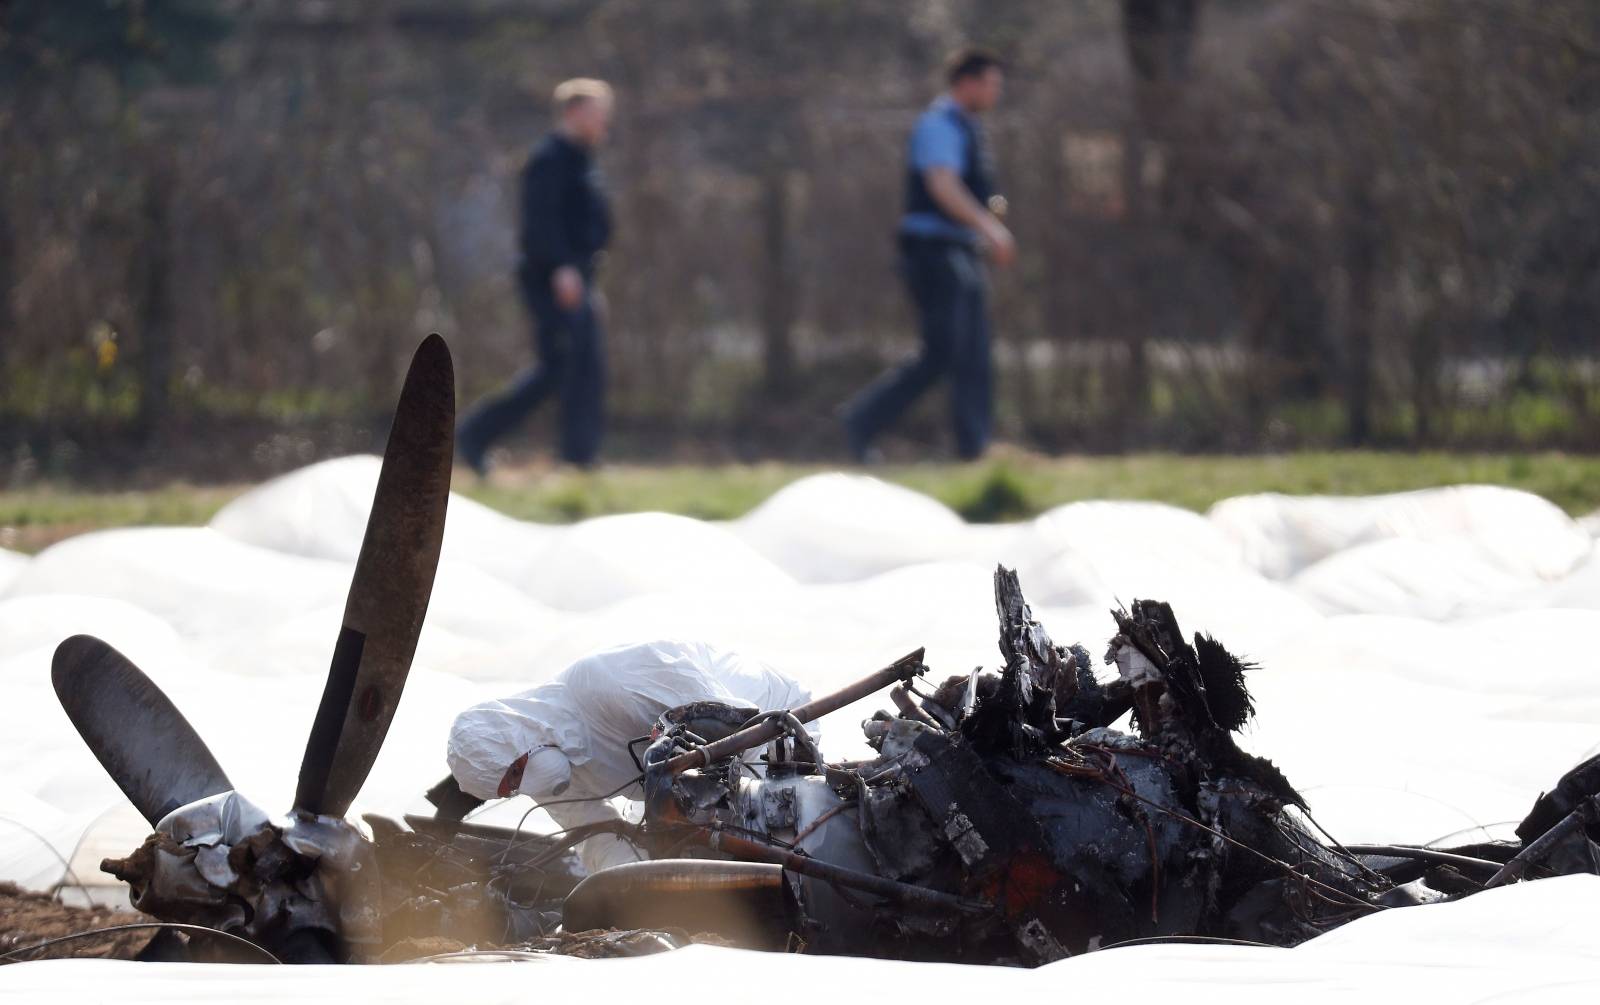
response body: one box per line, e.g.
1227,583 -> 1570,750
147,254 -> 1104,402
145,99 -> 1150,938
661,649 -> 925,775
709,829 -> 989,915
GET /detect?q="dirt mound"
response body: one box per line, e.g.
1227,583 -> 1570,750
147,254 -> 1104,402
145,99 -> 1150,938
0,883 -> 152,963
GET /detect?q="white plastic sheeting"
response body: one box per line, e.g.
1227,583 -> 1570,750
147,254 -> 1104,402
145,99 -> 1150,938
210,455 -> 559,588
2,458 -> 1599,992
4,876 -> 1599,1001
523,511 -> 794,611
1579,508 -> 1600,538
0,547 -> 27,592
1289,538 -> 1524,619
1209,485 -> 1592,581
734,472 -> 973,582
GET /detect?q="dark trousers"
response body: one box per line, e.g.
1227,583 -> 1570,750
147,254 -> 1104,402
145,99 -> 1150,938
457,267 -> 604,465
843,237 -> 992,459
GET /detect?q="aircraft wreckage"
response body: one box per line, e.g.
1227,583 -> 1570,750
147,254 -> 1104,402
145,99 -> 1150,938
34,334 -> 1600,966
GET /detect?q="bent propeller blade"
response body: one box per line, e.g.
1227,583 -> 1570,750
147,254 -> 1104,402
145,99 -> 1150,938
51,635 -> 234,827
294,333 -> 454,818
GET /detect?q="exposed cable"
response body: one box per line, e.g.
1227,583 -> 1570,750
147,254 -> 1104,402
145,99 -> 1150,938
1293,807 -> 1388,885
406,948 -> 551,964
1098,933 -> 1280,951
1423,821 -> 1519,848
495,774 -> 646,866
0,922 -> 282,965
1083,753 -> 1384,915
1343,843 -> 1503,874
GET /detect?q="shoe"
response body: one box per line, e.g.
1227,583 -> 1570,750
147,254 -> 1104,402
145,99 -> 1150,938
456,431 -> 489,478
843,418 -> 882,465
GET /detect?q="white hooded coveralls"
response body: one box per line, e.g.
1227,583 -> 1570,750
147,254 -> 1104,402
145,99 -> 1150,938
446,639 -> 812,872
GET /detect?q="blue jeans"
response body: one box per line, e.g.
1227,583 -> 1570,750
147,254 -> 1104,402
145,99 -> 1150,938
457,267 -> 604,465
844,238 -> 992,459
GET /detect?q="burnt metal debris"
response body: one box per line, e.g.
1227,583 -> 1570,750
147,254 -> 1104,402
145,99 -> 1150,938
33,339 -> 1600,964
409,566 -> 1599,964
626,568 -> 1368,964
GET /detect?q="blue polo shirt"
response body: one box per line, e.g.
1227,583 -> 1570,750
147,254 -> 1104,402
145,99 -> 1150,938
899,96 -> 978,243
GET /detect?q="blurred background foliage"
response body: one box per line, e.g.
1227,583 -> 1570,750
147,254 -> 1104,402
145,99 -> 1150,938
2,0 -> 1597,484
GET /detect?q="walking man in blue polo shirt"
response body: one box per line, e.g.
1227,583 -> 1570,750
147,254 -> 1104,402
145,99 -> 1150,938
843,48 -> 1015,462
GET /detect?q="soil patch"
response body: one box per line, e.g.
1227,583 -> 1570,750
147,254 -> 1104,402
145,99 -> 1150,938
0,882 -> 153,963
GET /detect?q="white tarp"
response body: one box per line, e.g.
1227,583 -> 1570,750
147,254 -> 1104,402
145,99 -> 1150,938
3,876 -> 1598,1001
0,547 -> 28,592
733,472 -> 973,582
1208,485 -> 1592,581
3,459 -> 1600,995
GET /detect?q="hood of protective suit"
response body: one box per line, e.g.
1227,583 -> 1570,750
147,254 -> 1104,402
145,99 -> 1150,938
446,682 -> 588,801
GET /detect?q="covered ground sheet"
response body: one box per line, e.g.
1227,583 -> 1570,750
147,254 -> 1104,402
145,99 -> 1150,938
4,458 -> 1599,998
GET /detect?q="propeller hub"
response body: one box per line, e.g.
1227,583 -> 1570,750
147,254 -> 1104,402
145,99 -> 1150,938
103,796 -> 380,963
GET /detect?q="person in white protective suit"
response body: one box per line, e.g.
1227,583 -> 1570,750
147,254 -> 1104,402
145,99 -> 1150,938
446,639 -> 813,873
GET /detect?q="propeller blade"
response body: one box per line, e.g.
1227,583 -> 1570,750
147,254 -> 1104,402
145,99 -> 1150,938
294,333 -> 454,817
51,635 -> 233,828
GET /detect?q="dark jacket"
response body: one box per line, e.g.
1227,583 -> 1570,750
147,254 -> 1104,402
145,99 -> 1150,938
518,133 -> 611,278
902,102 -> 994,231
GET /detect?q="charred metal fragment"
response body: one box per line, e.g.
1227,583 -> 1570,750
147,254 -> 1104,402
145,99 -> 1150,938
636,567 -> 1486,962
1108,599 -> 1304,810
963,568 -> 1067,755
1054,643 -> 1133,732
423,774 -> 485,824
1490,795 -> 1600,888
1517,752 -> 1600,847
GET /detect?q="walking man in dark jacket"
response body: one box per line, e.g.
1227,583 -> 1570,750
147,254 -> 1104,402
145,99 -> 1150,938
842,48 -> 1014,462
458,78 -> 614,474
